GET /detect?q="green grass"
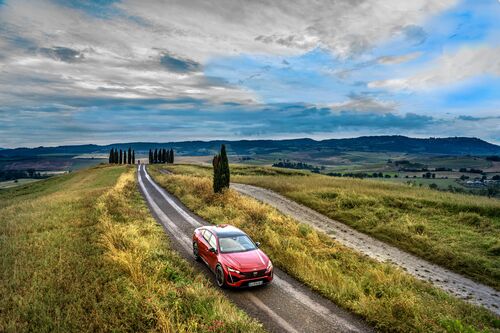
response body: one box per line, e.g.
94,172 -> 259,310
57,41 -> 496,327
0,178 -> 41,189
0,165 -> 264,333
150,164 -> 500,333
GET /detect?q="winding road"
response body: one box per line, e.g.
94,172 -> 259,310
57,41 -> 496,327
231,183 -> 500,315
138,165 -> 373,333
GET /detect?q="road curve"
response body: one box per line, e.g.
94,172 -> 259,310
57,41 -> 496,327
231,183 -> 500,315
138,165 -> 373,333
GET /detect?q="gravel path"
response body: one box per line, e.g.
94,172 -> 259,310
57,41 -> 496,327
231,183 -> 500,315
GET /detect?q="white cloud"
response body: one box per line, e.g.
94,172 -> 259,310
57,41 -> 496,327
377,52 -> 422,65
369,46 -> 500,90
0,0 -> 458,110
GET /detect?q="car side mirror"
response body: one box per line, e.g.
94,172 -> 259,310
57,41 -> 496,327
255,242 -> 261,248
209,247 -> 217,254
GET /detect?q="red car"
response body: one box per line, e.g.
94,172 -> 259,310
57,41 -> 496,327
192,224 -> 273,288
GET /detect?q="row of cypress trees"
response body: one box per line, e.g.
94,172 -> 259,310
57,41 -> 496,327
109,147 -> 135,164
212,144 -> 230,193
149,148 -> 174,164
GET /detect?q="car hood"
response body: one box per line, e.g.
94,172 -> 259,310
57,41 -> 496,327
221,249 -> 268,271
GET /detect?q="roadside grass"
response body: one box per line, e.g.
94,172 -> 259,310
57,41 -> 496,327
151,164 -> 500,333
231,169 -> 500,291
0,165 -> 264,333
165,163 -> 500,290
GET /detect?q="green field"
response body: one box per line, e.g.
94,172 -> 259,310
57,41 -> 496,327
0,178 -> 41,189
152,164 -> 500,333
0,165 -> 263,332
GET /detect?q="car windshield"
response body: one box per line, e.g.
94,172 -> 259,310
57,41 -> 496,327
219,235 -> 256,253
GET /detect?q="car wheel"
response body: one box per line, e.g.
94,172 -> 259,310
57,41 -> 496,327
193,242 -> 200,261
215,264 -> 226,288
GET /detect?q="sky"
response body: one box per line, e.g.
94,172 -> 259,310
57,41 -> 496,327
0,0 -> 499,148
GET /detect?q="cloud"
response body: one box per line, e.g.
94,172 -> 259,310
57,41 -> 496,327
377,52 -> 422,65
457,115 -> 500,121
38,46 -> 84,62
400,25 -> 428,45
159,53 -> 201,73
329,93 -> 397,113
369,46 -> 500,90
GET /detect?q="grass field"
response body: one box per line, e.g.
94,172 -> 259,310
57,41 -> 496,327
0,178 -> 41,189
222,166 -> 500,290
151,164 -> 500,333
0,165 -> 264,332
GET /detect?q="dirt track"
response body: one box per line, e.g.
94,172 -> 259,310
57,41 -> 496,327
231,183 -> 500,315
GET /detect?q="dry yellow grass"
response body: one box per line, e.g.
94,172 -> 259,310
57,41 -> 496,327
0,165 -> 264,333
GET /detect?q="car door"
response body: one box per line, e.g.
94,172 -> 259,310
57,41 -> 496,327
198,230 -> 211,263
205,231 -> 219,270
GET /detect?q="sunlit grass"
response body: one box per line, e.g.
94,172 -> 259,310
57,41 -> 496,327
0,165 -> 264,333
165,163 -> 500,290
152,164 -> 500,333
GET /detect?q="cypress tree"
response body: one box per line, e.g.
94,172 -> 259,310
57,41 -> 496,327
132,150 -> 135,164
128,147 -> 132,164
119,149 -> 123,164
149,149 -> 152,164
219,144 -> 230,188
154,149 -> 158,164
212,145 -> 230,193
114,149 -> 118,164
161,149 -> 165,163
123,151 -> 127,165
109,149 -> 113,164
171,148 -> 174,163
213,154 -> 222,193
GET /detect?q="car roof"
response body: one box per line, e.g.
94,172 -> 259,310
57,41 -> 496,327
205,224 -> 246,237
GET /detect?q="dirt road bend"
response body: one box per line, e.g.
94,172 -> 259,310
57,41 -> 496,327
138,165 -> 373,333
231,183 -> 500,315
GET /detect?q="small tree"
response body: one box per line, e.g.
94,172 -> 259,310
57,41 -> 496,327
213,144 -> 230,193
132,150 -> 135,164
213,154 -> 222,193
220,144 -> 230,188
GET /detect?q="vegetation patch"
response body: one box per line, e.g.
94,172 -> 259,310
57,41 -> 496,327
150,165 -> 500,333
0,165 -> 264,333
223,166 -> 500,290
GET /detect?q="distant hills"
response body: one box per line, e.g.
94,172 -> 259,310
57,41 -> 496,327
2,136 -> 500,157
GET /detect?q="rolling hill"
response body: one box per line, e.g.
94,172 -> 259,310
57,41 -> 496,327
2,136 -> 500,157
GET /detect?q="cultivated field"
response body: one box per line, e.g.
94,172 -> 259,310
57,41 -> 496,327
0,165 -> 263,332
151,164 -> 500,333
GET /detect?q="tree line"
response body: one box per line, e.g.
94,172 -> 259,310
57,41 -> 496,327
149,148 -> 174,164
109,148 -> 135,164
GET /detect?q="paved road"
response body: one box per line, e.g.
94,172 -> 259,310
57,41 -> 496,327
138,165 -> 373,333
231,183 -> 500,315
